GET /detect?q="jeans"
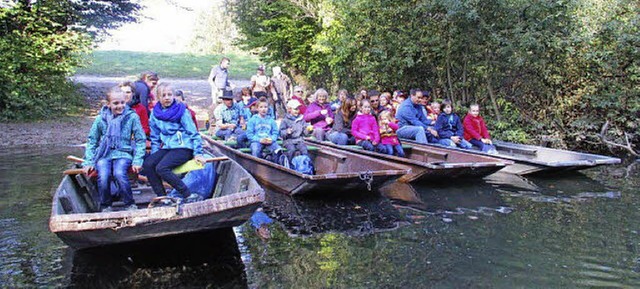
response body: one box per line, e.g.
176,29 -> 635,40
215,127 -> 247,147
250,141 -> 281,158
439,138 -> 473,149
469,139 -> 497,153
96,158 -> 133,207
380,144 -> 406,157
143,148 -> 193,197
397,126 -> 428,144
328,131 -> 349,145
283,141 -> 308,160
357,140 -> 383,152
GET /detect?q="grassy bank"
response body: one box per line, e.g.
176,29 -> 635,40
75,50 -> 260,79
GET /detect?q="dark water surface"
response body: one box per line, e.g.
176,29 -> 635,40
1,146 -> 639,288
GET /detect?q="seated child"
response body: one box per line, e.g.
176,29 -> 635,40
351,99 -> 382,152
434,99 -> 473,149
213,91 -> 247,146
175,89 -> 198,130
243,96 -> 275,124
247,98 -> 282,158
121,81 -> 150,138
463,103 -> 497,153
426,101 -> 440,127
83,86 -> 146,212
279,99 -> 312,161
378,110 -> 405,157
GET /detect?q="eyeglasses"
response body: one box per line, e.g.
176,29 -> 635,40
370,99 -> 379,103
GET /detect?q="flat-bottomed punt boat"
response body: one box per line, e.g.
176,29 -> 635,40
401,139 -> 621,175
306,139 -> 511,183
49,154 -> 264,250
202,134 -> 410,196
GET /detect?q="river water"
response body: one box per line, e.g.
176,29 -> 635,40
1,146 -> 639,288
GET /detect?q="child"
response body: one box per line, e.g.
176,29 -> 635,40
279,99 -> 312,160
378,110 -> 405,157
175,89 -> 199,130
121,81 -> 150,138
246,98 -> 281,158
83,86 -> 146,212
379,92 -> 393,112
243,96 -> 275,123
143,83 -> 207,204
434,99 -> 472,149
351,99 -> 381,152
426,101 -> 440,127
463,103 -> 497,153
330,89 -> 349,112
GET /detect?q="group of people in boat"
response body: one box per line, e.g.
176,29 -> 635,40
82,72 -> 205,212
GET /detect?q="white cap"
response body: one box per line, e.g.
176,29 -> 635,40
287,99 -> 302,109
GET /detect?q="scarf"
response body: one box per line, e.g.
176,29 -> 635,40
153,100 -> 186,123
93,106 -> 127,163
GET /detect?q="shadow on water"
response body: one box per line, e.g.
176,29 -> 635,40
66,229 -> 247,289
262,189 -> 406,236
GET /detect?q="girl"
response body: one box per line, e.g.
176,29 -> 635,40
351,99 -> 381,151
379,92 -> 393,112
330,89 -> 349,112
328,97 -> 358,145
83,86 -> 146,212
434,99 -> 473,149
378,110 -> 405,157
303,88 -> 334,141
143,83 -> 207,204
463,103 -> 497,153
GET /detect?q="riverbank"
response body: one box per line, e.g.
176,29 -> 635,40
0,76 -> 249,149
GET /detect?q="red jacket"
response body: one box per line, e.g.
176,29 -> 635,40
130,103 -> 150,136
463,114 -> 490,141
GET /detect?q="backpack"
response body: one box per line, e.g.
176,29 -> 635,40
291,155 -> 314,175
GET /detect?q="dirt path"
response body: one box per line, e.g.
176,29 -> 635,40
0,75 -> 249,148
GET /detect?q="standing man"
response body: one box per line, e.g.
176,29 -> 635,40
208,57 -> 231,109
270,66 -> 293,118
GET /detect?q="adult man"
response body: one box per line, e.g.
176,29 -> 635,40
395,89 -> 438,144
368,90 -> 383,118
208,57 -> 231,107
213,90 -> 247,147
270,66 -> 293,118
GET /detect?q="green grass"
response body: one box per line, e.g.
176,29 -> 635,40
75,50 -> 260,79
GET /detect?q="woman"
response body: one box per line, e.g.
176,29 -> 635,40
143,83 -> 206,204
303,88 -> 334,141
328,97 -> 357,145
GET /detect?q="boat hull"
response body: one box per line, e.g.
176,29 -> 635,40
203,135 -> 410,195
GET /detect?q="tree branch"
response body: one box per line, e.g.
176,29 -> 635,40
599,120 -> 639,156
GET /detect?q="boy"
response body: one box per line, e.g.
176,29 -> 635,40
279,99 -> 312,160
247,98 -> 281,158
434,99 -> 472,149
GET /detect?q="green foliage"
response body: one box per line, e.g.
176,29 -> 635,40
0,0 -> 140,121
76,50 -> 260,79
232,0 -> 639,154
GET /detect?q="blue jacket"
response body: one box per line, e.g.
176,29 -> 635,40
434,112 -> 464,139
246,114 -> 278,143
149,108 -> 203,157
242,106 -> 274,122
83,108 -> 146,167
395,98 -> 429,129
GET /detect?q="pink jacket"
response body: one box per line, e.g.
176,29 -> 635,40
380,122 -> 400,145
351,113 -> 380,144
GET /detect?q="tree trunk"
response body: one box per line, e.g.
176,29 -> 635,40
486,77 -> 502,123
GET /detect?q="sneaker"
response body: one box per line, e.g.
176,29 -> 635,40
101,206 -> 113,213
124,204 -> 138,211
157,198 -> 175,207
184,193 -> 204,203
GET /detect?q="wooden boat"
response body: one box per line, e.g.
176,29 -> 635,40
306,139 -> 511,183
400,139 -> 622,175
202,134 -> 411,196
49,153 -> 265,250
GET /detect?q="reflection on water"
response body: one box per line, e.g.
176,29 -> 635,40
1,146 -> 640,288
68,229 -> 246,288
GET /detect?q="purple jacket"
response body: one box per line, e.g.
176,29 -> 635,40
304,101 -> 334,131
351,113 -> 380,144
